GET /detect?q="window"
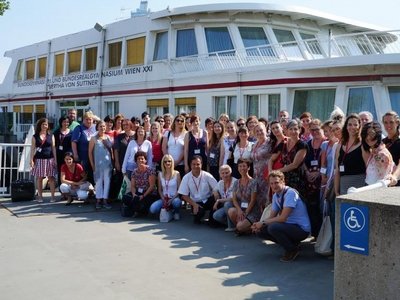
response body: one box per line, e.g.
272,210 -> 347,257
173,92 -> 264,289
176,29 -> 198,57
293,89 -> 336,120
35,104 -> 45,113
300,33 -> 323,56
347,87 -> 377,119
55,53 -> 65,76
153,32 -> 168,61
38,57 -> 47,78
25,59 -> 35,80
388,87 -> 400,115
175,97 -> 196,115
85,47 -> 97,71
273,28 -> 302,59
147,99 -> 169,117
268,94 -> 280,121
68,50 -> 82,73
239,27 -> 274,56
246,95 -> 259,116
214,96 -> 237,121
105,101 -> 119,117
16,60 -> 23,81
127,36 -> 146,65
109,41 -> 122,68
205,27 -> 234,54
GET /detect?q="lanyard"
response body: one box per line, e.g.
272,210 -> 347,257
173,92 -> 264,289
239,178 -> 250,198
239,142 -> 248,158
191,174 -> 203,194
341,141 -> 355,164
39,134 -> 47,147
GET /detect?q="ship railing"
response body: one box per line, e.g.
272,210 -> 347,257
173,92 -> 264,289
0,143 -> 32,197
169,30 -> 400,73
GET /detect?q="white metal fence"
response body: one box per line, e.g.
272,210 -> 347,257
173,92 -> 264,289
0,143 -> 32,197
169,30 -> 400,74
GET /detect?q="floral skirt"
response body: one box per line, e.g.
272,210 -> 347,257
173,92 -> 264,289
31,158 -> 57,178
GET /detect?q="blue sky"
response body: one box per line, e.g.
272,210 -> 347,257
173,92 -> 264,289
0,0 -> 398,83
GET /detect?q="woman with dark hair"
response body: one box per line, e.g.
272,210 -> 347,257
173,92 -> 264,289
268,121 -> 287,174
113,113 -> 125,135
53,115 -> 72,186
272,119 -> 308,197
232,126 -> 254,178
184,114 -> 208,173
228,159 -> 259,235
30,118 -> 57,203
299,112 -> 313,142
334,114 -> 366,196
122,126 -> 153,179
207,121 -> 225,180
141,111 -> 151,137
104,115 -> 117,143
122,151 -> 158,216
246,115 -> 258,142
205,117 -> 216,142
361,122 -> 394,185
162,114 -> 186,178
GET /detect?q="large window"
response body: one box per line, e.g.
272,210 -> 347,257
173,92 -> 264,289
109,41 -> 122,68
214,96 -> 237,121
175,97 -> 196,115
16,60 -> 23,81
153,32 -> 168,61
85,47 -> 98,71
388,86 -> 400,115
246,95 -> 259,117
205,27 -> 234,54
176,29 -> 198,57
300,32 -> 323,56
239,27 -> 274,56
268,94 -> 281,121
25,59 -> 35,80
127,37 -> 145,65
147,99 -> 169,118
55,53 -> 65,76
346,87 -> 377,119
273,28 -> 302,59
105,101 -> 119,117
68,50 -> 82,73
293,89 -> 336,120
38,57 -> 47,78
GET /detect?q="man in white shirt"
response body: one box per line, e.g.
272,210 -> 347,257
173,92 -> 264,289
178,155 -> 218,224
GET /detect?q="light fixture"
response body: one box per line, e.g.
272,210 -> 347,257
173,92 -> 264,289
94,22 -> 104,32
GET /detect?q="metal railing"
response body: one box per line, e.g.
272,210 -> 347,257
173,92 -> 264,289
0,143 -> 32,197
168,30 -> 400,73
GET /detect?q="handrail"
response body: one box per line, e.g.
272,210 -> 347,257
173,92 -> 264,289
347,180 -> 390,194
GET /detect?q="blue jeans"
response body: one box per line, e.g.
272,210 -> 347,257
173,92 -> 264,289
149,197 -> 182,214
258,222 -> 309,252
213,201 -> 234,228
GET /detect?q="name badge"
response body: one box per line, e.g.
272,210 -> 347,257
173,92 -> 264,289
87,136 -> 91,141
241,202 -> 249,209
194,149 -> 201,154
138,188 -> 144,194
311,160 -> 318,166
339,165 -> 345,172
36,147 -> 42,153
209,153 -> 215,159
58,146 -> 63,151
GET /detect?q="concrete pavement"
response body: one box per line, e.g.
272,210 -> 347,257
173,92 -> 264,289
0,196 -> 333,300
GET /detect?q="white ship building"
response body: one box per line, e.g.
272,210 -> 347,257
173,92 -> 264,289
1,2 -> 400,124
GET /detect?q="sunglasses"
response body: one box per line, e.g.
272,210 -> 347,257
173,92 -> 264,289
237,123 -> 245,126
176,119 -> 184,123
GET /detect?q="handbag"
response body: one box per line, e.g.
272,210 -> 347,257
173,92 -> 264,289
259,203 -> 272,222
159,208 -> 173,223
314,199 -> 333,256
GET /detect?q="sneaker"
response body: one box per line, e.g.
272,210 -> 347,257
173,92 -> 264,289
50,198 -> 56,203
95,202 -> 102,209
225,227 -> 236,232
37,197 -> 43,203
280,250 -> 299,262
103,202 -> 112,210
173,213 -> 180,220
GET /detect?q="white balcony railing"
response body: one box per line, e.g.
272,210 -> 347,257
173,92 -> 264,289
169,30 -> 400,74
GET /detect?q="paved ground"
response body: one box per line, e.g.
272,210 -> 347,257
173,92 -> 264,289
0,194 -> 334,300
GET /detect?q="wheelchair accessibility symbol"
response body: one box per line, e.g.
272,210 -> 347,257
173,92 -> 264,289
343,207 -> 365,232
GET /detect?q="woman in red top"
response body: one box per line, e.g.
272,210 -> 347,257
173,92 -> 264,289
149,122 -> 163,171
60,152 -> 92,205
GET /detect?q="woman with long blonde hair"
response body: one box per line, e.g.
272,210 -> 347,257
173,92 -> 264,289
149,154 -> 182,220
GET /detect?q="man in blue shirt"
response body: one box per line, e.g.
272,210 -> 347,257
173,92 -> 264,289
252,170 -> 311,262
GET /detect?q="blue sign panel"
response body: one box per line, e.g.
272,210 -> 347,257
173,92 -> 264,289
340,203 -> 369,255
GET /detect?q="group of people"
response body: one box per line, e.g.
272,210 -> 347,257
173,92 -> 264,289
29,107 -> 400,262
